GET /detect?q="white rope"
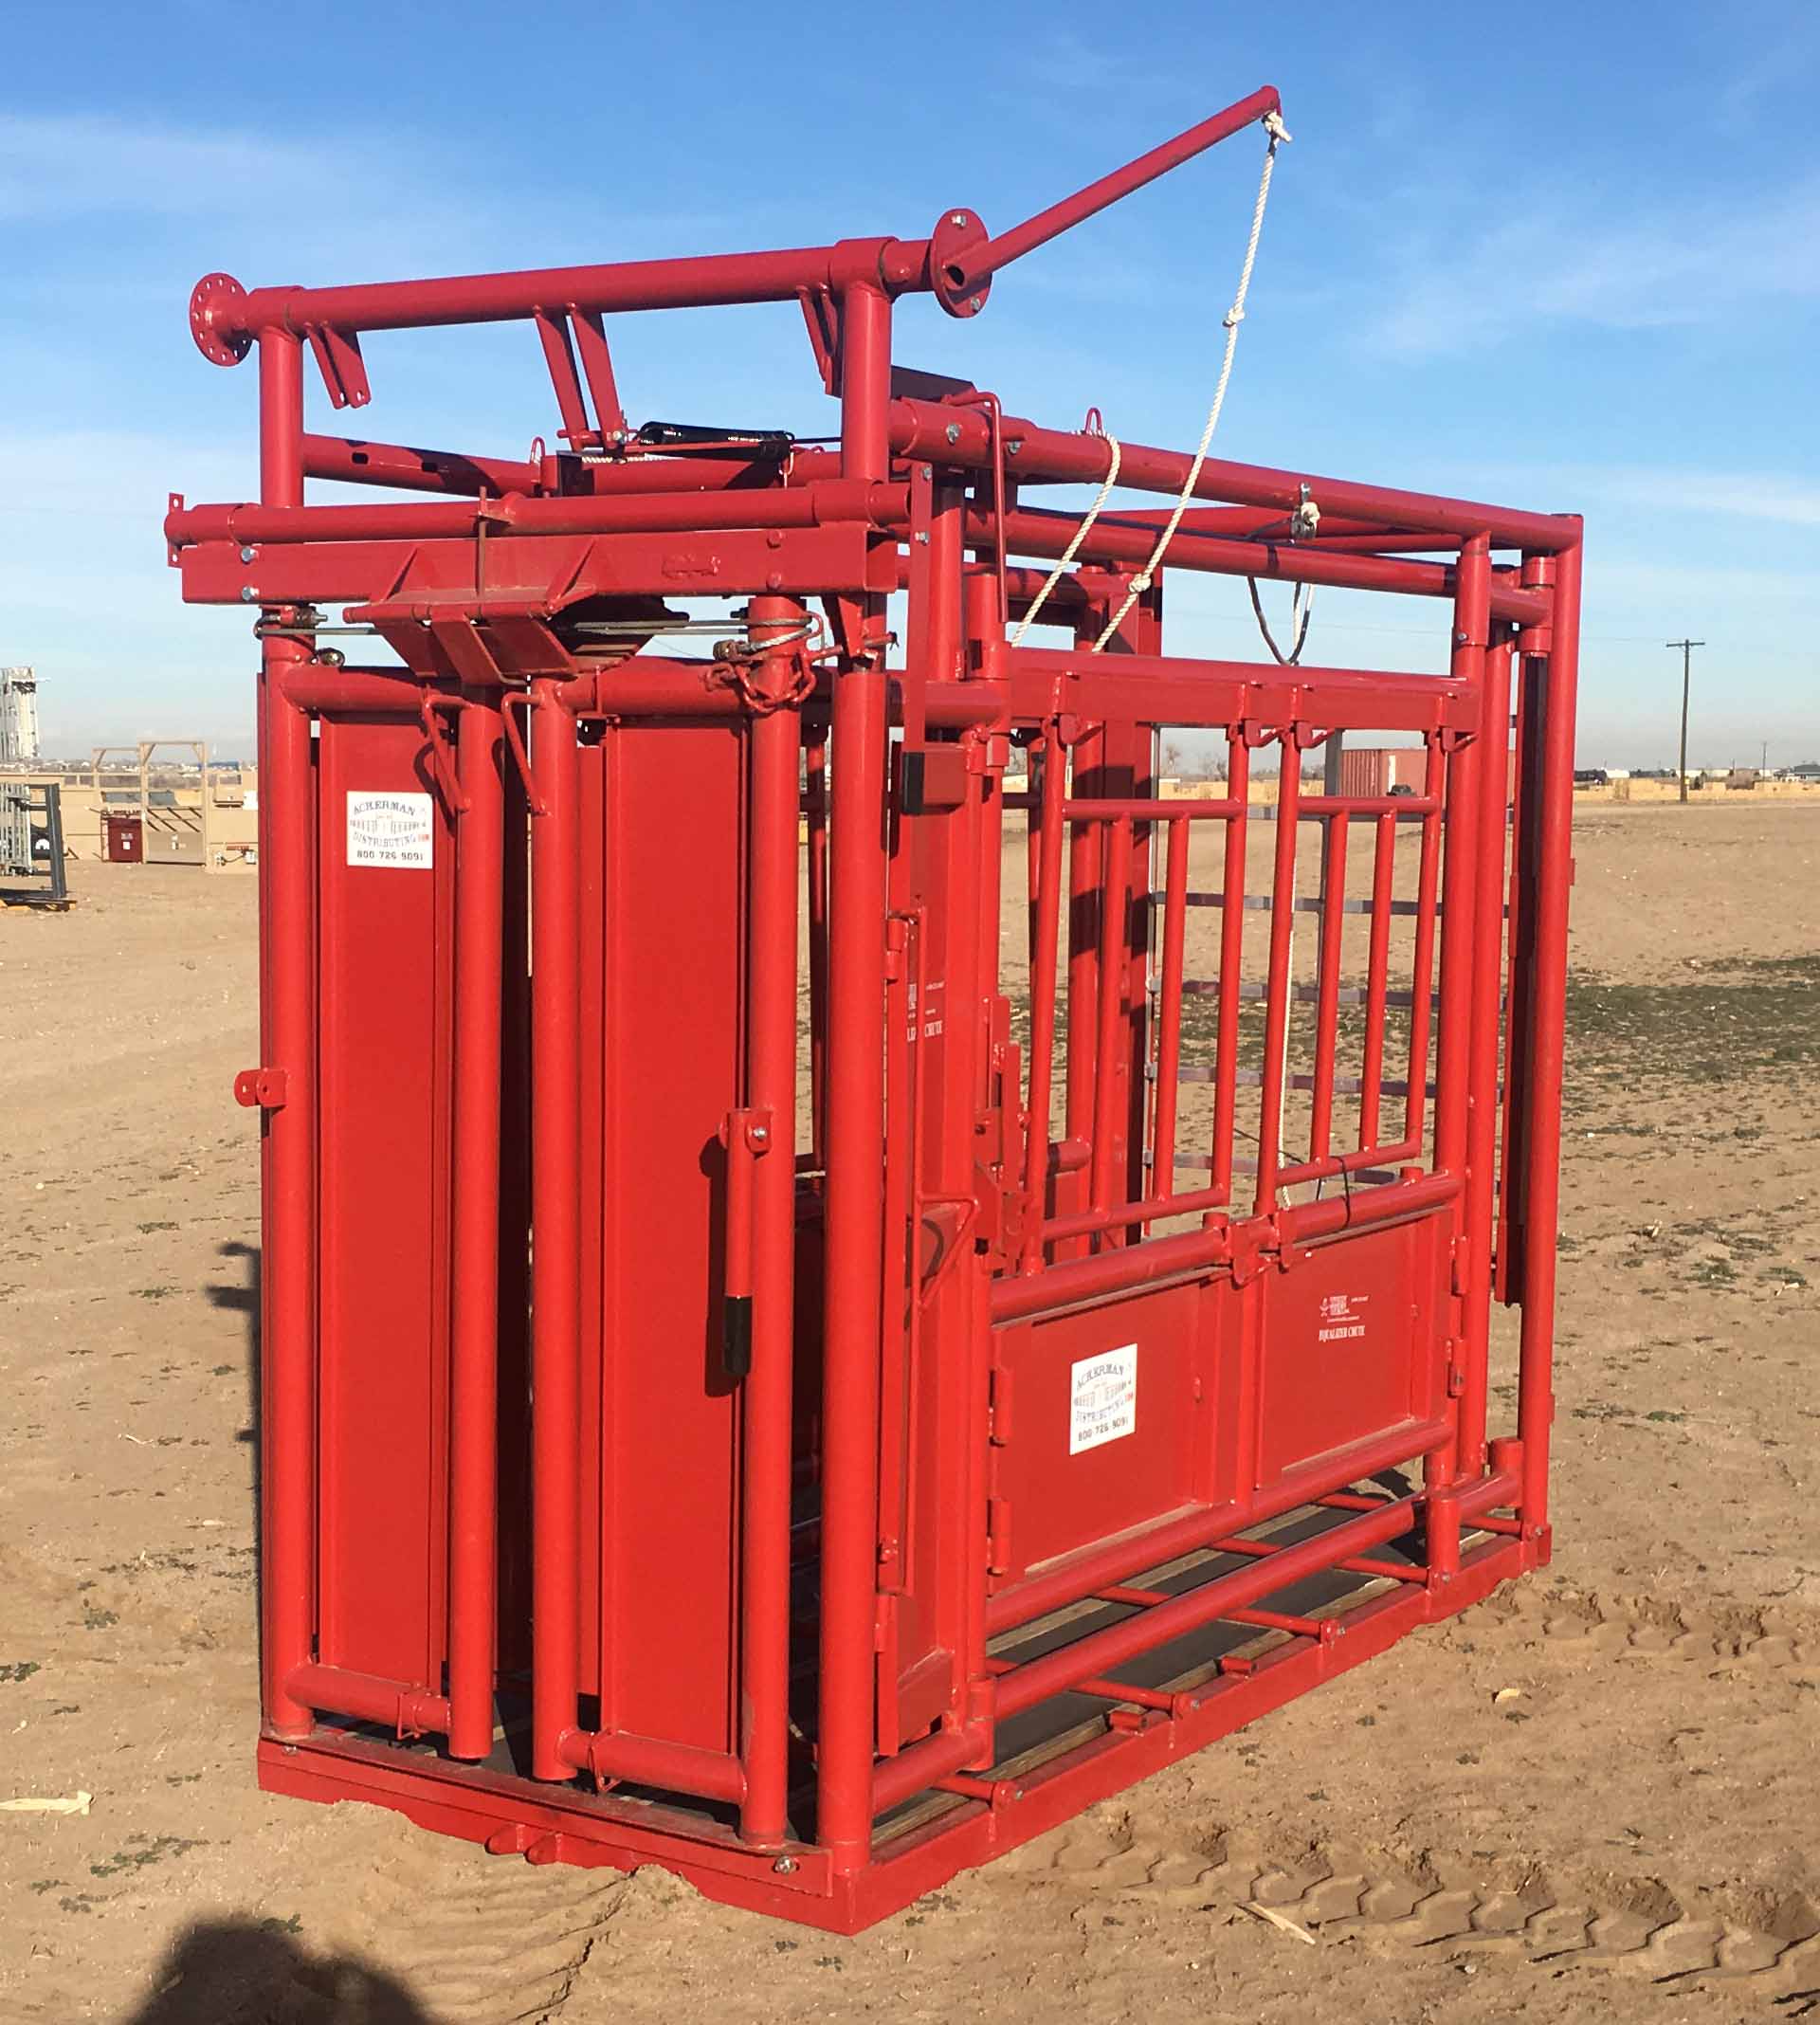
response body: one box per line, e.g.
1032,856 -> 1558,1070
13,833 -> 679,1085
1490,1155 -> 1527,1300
1091,110 -> 1291,649
1010,428 -> 1123,644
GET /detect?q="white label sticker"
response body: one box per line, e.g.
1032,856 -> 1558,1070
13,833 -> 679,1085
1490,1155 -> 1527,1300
1069,1343 -> 1138,1455
347,791 -> 433,869
1316,1291 -> 1371,1344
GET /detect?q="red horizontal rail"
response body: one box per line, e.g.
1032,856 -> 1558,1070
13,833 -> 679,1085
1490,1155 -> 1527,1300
285,1662 -> 449,1739
907,406 -> 1578,555
992,1494 -> 1420,1719
166,478 -> 904,548
972,503 -> 1552,619
555,1725 -> 747,1806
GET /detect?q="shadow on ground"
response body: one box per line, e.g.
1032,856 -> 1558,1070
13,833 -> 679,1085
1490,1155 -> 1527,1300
119,1920 -> 434,2023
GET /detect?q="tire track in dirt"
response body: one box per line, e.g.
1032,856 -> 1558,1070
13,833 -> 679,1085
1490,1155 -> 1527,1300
310,1826 -> 631,2024
1455,1580 -> 1820,1669
1002,1810 -> 1820,2006
992,1588 -> 1820,2007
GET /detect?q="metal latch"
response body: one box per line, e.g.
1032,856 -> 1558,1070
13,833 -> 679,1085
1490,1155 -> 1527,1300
233,1067 -> 287,1111
719,1107 -> 774,1379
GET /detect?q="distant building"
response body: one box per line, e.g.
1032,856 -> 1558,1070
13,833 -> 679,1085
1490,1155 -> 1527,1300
0,667 -> 38,766
1335,746 -> 1427,796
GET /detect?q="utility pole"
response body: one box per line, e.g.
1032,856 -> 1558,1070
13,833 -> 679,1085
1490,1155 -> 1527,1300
1665,639 -> 1703,804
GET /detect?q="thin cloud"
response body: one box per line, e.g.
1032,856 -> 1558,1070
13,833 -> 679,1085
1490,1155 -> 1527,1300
1368,177 -> 1820,356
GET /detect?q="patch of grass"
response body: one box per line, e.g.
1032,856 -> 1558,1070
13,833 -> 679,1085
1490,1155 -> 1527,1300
90,1833 -> 206,1880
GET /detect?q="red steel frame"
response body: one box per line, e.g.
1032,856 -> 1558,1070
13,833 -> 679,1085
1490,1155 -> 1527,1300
171,86 -> 1583,1931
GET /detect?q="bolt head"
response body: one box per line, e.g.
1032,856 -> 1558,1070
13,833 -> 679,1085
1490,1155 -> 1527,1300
944,422 -> 961,445
772,1856 -> 796,1874
240,586 -> 258,603
950,211 -> 967,227
914,530 -> 929,545
969,296 -> 983,313
239,544 -> 257,564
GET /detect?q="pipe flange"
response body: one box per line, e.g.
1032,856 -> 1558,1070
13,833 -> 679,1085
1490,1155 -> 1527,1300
191,272 -> 251,366
929,210 -> 991,319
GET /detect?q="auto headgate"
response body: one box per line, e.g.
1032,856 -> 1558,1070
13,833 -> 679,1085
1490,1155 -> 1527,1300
167,86 -> 1582,1930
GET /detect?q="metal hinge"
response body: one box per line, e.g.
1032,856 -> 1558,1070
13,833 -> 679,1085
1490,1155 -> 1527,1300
233,1067 -> 288,1111
987,1497 -> 1012,1577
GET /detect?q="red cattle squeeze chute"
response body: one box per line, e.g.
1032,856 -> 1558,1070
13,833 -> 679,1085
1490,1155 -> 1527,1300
168,86 -> 1581,1929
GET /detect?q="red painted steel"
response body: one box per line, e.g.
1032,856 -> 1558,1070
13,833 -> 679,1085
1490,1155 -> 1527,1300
170,90 -> 1581,1929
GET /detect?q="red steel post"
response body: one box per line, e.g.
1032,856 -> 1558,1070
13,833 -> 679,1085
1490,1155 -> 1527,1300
1427,535 -> 1489,1574
817,280 -> 892,1866
1356,812 -> 1397,1149
530,680 -> 582,1782
1253,740 -> 1303,1212
1148,816 -> 1190,1213
1518,541 -> 1581,1545
446,690 -> 505,1759
739,598 -> 804,1847
1089,816 -> 1135,1224
257,330 -> 315,1741
1019,722 -> 1068,1270
1459,628 -> 1515,1476
1210,737 -> 1250,1209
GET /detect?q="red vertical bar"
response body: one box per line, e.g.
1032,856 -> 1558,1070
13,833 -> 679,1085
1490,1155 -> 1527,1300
1210,736 -> 1249,1208
1019,723 -> 1067,1270
446,690 -> 503,1760
1148,815 -> 1189,1215
495,727 -> 532,1678
530,680 -> 581,1782
257,330 -> 314,1740
817,278 -> 891,1867
805,730 -> 829,1172
1519,539 -> 1580,1545
1307,813 -> 1348,1161
740,607 -> 800,1844
1459,629 -> 1514,1476
1356,812 -> 1395,1148
1401,736 -> 1446,1151
1426,533 -> 1489,1576
1432,537 -> 1489,1188
1253,741 -> 1302,1213
1089,816 -> 1134,1224
1498,585 -> 1541,1305
1058,717 -> 1104,1255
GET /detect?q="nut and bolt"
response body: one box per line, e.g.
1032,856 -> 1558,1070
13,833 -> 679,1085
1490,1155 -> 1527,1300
950,212 -> 967,228
914,530 -> 929,545
969,296 -> 983,313
239,545 -> 258,564
772,1856 -> 796,1875
240,586 -> 259,603
944,422 -> 961,445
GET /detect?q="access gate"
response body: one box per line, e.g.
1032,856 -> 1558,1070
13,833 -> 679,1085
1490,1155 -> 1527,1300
167,85 -> 1582,1930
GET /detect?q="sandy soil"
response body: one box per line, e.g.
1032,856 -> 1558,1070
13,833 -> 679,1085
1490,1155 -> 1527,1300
2,801 -> 1817,2024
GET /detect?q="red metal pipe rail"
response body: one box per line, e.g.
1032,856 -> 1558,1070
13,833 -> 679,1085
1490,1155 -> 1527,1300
920,407 -> 1576,555
190,86 -> 1282,360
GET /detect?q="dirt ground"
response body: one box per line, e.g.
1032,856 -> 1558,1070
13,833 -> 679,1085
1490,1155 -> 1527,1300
3,799 -> 1817,2024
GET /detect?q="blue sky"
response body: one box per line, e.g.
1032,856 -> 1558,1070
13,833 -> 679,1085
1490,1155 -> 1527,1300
4,1 -> 1817,764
